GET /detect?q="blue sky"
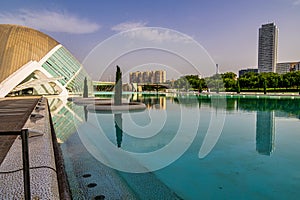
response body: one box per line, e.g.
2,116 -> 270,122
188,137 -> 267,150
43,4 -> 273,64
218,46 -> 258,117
1,0 -> 300,79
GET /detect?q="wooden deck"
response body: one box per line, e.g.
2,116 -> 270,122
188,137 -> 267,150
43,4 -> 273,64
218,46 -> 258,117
0,97 -> 39,164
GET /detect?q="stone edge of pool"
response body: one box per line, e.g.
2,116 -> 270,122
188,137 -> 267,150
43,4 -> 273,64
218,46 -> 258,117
0,97 -> 71,199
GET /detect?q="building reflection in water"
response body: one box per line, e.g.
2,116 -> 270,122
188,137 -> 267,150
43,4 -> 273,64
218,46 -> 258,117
145,96 -> 166,110
256,110 -> 275,156
49,95 -> 293,154
84,105 -> 88,122
48,97 -> 85,143
131,93 -> 166,110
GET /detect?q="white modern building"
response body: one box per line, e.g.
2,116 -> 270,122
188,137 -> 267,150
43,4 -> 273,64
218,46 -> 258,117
276,61 -> 300,74
258,23 -> 278,73
129,70 -> 166,84
0,24 -> 92,98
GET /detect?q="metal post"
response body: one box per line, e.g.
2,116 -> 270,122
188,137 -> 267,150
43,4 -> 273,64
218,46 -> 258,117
21,129 -> 30,200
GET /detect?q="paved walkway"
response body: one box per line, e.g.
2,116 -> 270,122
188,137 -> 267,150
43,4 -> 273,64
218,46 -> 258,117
0,135 -> 17,164
0,97 -> 60,199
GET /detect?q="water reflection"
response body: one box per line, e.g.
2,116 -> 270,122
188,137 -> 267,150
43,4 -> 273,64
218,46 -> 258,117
51,94 -> 300,156
174,96 -> 300,156
169,94 -> 300,156
131,93 -> 166,110
47,97 -> 85,143
48,94 -> 300,199
256,111 -> 275,155
170,94 -> 300,118
114,113 -> 123,148
84,105 -> 88,122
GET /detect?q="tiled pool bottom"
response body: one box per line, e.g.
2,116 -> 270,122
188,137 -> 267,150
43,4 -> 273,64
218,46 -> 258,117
62,131 -> 181,200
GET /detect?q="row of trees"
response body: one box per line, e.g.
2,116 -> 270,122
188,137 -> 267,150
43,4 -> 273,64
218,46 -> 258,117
173,75 -> 207,92
173,71 -> 300,93
238,71 -> 300,91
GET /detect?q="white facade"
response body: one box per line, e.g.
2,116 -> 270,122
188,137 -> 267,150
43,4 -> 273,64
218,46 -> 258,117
276,62 -> 300,74
0,60 -> 67,97
258,23 -> 278,73
129,70 -> 166,83
0,44 -> 91,98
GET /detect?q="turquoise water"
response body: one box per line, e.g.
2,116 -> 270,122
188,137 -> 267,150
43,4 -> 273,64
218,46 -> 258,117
50,94 -> 300,199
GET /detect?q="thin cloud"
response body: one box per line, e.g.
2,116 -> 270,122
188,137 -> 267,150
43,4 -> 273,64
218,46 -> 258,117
122,28 -> 193,44
0,9 -> 100,34
111,21 -> 147,32
112,21 -> 192,43
293,0 -> 300,5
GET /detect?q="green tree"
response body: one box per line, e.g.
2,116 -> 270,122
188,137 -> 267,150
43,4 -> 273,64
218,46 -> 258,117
270,73 -> 280,90
236,79 -> 240,94
239,72 -> 259,89
258,73 -> 268,91
174,75 -> 207,92
222,72 -> 237,79
282,73 -> 291,90
205,74 -> 223,92
221,72 -> 237,90
296,71 -> 300,94
263,78 -> 267,94
292,71 -> 300,90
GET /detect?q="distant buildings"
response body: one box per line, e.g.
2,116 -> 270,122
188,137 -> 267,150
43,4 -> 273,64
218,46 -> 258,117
239,61 -> 300,77
238,61 -> 300,77
129,70 -> 166,83
276,61 -> 300,74
238,23 -> 300,76
258,23 -> 278,73
238,68 -> 259,77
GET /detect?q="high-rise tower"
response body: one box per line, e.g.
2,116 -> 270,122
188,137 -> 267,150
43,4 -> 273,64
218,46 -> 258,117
258,23 -> 278,73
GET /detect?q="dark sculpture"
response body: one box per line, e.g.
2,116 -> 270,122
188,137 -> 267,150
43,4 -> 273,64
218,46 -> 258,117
83,77 -> 88,98
114,66 -> 122,105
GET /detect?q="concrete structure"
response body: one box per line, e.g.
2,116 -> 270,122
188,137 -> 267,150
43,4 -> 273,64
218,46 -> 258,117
276,61 -> 300,74
0,24 -> 92,98
258,23 -> 278,73
129,70 -> 166,84
238,68 -> 259,77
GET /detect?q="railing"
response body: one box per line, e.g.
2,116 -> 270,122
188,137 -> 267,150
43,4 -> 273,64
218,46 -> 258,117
0,129 -> 30,200
0,97 -> 40,200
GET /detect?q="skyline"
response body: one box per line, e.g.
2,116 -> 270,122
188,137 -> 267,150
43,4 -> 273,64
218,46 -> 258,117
1,0 -> 300,80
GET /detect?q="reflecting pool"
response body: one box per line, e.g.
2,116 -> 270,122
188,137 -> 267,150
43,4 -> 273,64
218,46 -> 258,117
49,94 -> 300,199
